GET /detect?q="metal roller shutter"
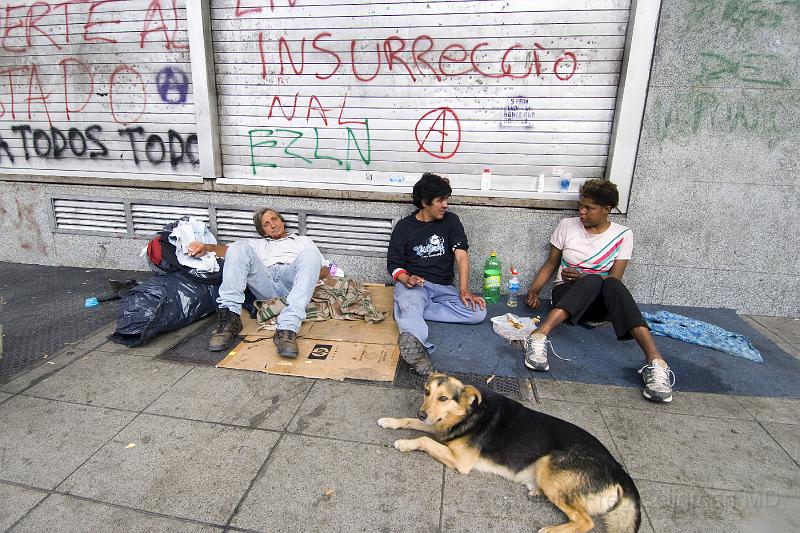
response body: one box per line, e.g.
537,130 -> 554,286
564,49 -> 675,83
211,0 -> 631,197
0,0 -> 200,181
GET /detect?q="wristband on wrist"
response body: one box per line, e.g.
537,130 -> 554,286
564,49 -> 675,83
391,268 -> 408,281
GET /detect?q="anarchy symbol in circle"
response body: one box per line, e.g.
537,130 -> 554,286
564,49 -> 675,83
414,107 -> 462,160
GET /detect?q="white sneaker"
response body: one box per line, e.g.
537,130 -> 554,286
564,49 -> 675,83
524,333 -> 550,371
638,359 -> 675,403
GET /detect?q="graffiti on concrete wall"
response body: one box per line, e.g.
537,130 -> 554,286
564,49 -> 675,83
685,0 -> 791,33
0,0 -> 199,173
653,0 -> 797,148
0,195 -> 48,255
652,90 -> 791,149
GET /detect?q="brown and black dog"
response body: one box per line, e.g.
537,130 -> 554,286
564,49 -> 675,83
378,373 -> 640,533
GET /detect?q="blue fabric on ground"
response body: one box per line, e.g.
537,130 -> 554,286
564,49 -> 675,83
642,310 -> 763,363
427,300 -> 800,398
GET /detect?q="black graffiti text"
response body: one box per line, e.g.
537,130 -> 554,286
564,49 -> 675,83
118,127 -> 199,167
2,125 -> 107,162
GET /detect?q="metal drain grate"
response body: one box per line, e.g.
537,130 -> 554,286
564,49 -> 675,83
155,317 -> 231,366
392,359 -> 534,402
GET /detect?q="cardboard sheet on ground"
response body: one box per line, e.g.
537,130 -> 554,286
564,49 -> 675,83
217,285 -> 400,381
239,313 -> 313,338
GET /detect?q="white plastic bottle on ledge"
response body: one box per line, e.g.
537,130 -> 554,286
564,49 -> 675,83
507,267 -> 520,308
480,167 -> 492,191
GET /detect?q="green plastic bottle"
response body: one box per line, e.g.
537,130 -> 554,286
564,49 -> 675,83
483,251 -> 502,303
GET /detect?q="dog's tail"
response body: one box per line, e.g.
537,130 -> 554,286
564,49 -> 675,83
603,476 -> 641,533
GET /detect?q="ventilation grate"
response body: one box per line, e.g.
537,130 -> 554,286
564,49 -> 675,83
306,214 -> 393,255
52,199 -> 127,234
50,197 -> 395,257
131,204 -> 210,236
215,208 -> 299,243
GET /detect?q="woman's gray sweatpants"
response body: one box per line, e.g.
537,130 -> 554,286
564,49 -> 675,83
394,282 -> 487,353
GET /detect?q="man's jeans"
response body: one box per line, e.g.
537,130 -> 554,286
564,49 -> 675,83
394,282 -> 487,353
216,241 -> 320,332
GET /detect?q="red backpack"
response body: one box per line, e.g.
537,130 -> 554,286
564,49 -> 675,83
145,227 -> 222,285
146,235 -> 164,267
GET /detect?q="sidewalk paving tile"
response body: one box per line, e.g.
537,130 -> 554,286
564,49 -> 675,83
230,433 -> 441,532
749,316 -> 800,345
761,422 -> 800,465
0,482 -> 47,531
638,506 -> 657,533
288,381 -> 422,445
775,342 -> 800,359
58,414 -> 280,524
531,398 -> 625,464
24,352 -> 192,411
741,317 -> 800,362
535,379 -> 755,420
441,468 -> 565,532
443,468 -> 656,533
735,395 -> 800,425
0,324 -> 117,395
0,396 -> 135,489
637,479 -> 800,533
145,367 -> 313,431
0,391 -> 10,403
602,407 -> 800,497
741,316 -> 783,342
11,494 -> 222,532
775,341 -> 800,361
94,318 -> 212,358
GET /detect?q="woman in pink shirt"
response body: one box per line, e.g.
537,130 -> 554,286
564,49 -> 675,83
525,179 -> 675,403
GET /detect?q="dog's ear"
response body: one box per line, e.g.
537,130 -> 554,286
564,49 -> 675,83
459,385 -> 482,409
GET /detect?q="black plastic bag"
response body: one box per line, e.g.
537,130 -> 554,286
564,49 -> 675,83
110,272 -> 218,347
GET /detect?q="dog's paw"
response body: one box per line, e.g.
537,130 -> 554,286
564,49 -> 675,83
377,417 -> 398,429
393,439 -> 417,452
537,527 -> 559,533
527,488 -> 543,500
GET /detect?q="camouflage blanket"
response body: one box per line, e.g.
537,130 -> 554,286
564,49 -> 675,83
254,277 -> 385,330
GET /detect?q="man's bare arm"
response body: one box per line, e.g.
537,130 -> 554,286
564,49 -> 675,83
188,242 -> 228,257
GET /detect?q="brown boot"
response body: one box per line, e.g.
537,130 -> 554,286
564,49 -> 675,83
273,329 -> 299,358
208,308 -> 242,351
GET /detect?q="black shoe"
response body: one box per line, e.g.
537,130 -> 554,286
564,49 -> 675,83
398,332 -> 433,376
208,308 -> 243,351
96,278 -> 140,302
273,329 -> 299,358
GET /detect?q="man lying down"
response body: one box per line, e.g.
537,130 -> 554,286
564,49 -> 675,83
188,207 -> 329,358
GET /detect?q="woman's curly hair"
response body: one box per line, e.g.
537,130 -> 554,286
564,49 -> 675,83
579,178 -> 619,208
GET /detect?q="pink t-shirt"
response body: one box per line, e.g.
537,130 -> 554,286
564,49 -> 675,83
550,217 -> 633,284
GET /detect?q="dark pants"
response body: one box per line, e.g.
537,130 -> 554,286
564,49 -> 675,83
551,275 -> 647,340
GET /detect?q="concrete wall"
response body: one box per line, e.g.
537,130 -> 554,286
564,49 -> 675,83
626,0 -> 799,317
1,0 -> 798,317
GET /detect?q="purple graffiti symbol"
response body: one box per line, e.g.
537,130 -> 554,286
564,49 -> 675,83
156,67 -> 189,105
